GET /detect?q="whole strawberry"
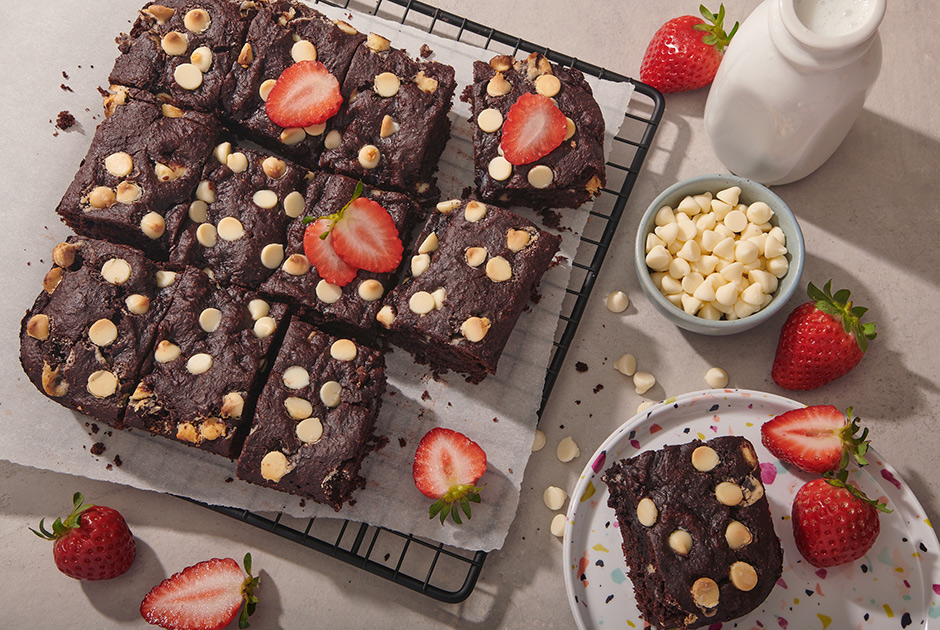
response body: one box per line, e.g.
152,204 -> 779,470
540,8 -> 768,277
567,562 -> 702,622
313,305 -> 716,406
772,281 -> 877,390
640,4 -> 738,94
30,492 -> 136,580
792,471 -> 889,567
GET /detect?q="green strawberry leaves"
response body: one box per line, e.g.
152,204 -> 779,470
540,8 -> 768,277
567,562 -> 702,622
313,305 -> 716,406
694,4 -> 739,52
30,492 -> 92,540
808,280 -> 877,352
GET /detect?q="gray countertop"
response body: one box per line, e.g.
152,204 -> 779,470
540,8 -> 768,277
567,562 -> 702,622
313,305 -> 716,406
2,1 -> 938,627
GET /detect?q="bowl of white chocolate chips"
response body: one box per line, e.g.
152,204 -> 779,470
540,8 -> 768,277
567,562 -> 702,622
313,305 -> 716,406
634,173 -> 804,335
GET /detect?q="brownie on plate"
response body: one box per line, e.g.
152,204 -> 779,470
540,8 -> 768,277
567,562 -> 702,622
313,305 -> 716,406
219,0 -> 365,167
465,52 -> 606,209
258,172 -> 421,337
602,436 -> 784,630
56,89 -> 220,259
318,33 -> 456,201
19,237 -> 178,428
109,0 -> 256,112
377,198 -> 561,383
170,144 -> 309,290
236,318 -> 386,509
124,267 -> 288,458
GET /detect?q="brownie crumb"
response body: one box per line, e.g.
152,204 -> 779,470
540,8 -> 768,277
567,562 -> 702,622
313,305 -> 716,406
492,417 -> 499,423
90,442 -> 106,456
62,71 -> 69,79
97,86 -> 109,98
55,111 -> 76,130
575,400 -> 581,405
593,383 -> 604,394
113,455 -> 123,467
60,83 -> 73,93
420,390 -> 431,401
299,499 -> 306,507
106,464 -> 113,470
384,553 -> 391,561
225,477 -> 234,483
575,361 -> 588,373
419,44 -> 433,58
398,437 -> 407,448
90,423 -> 99,434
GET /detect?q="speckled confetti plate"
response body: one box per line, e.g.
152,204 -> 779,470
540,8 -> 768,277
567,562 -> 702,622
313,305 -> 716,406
563,389 -> 940,630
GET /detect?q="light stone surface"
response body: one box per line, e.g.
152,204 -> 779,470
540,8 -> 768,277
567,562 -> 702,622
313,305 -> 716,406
1,1 -> 938,628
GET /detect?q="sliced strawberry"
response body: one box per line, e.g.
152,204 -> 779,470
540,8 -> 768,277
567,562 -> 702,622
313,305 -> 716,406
265,60 -> 342,129
499,92 -> 567,165
303,217 -> 359,287
761,405 -> 870,474
331,197 -> 403,273
413,427 -> 487,525
141,554 -> 259,630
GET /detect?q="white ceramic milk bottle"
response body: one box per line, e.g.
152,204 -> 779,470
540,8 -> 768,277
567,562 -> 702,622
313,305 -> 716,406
704,0 -> 885,185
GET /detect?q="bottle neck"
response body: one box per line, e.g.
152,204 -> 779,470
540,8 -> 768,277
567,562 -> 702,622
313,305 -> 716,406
769,0 -> 884,70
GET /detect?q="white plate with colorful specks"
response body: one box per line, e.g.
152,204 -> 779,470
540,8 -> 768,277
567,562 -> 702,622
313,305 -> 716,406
563,389 -> 940,630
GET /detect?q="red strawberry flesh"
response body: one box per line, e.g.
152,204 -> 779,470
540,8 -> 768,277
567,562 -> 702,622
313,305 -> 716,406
141,558 -> 246,630
303,217 -> 359,287
761,405 -> 847,474
413,428 -> 487,499
330,197 -> 403,273
265,60 -> 342,129
499,92 -> 567,166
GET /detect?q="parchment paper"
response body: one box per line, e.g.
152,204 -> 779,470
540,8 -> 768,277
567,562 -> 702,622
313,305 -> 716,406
0,0 -> 633,552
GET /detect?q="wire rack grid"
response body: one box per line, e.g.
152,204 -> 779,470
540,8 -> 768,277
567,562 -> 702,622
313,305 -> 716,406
195,0 -> 665,604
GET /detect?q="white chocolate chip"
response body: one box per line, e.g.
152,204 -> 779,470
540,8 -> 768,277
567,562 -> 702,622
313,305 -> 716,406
556,436 -> 580,462
358,145 -> 381,169
330,339 -> 357,361
409,291 -> 435,315
725,521 -> 753,549
174,63 -> 204,90
291,39 -> 317,63
431,287 -> 446,310
633,371 -> 655,395
198,307 -> 222,333
146,4 -> 175,24
216,216 -> 244,241
213,142 -> 232,165
88,186 -> 116,209
564,117 -> 576,140
260,243 -> 285,269
465,247 -> 487,268
161,31 -> 189,56
535,73 -> 561,97
296,417 -> 324,444
614,353 -> 636,376
410,253 -> 431,277
669,529 -> 693,555
116,182 -> 143,204
358,279 -> 384,301
260,450 -> 290,482
531,429 -> 546,452
221,392 -> 244,418
252,189 -> 278,209
155,162 -> 187,182
366,31 -> 390,52
637,400 -> 656,414
692,445 -> 720,472
485,256 -> 512,282
196,222 -> 217,247
636,497 -> 658,527
418,232 -> 439,255
730,562 -> 758,591
319,380 -> 341,407
282,365 -> 310,390
715,481 -> 744,506
379,115 -> 399,138
190,46 -> 213,72
225,151 -> 248,173
284,396 -> 313,420
195,180 -> 215,204
125,294 -> 150,315
280,127 -> 306,145
606,290 -> 629,313
645,245 -> 671,272
460,316 -> 491,342
259,78 -> 277,101
506,228 -> 531,252
188,200 -> 209,223
414,70 -> 438,93
464,200 -> 487,223
527,165 -> 554,189
184,8 -> 211,33
543,486 -> 567,510
104,152 -> 133,177
253,316 -> 277,338
716,186 -> 741,206
88,318 -> 118,346
705,367 -> 729,388
691,577 -> 720,609
486,72 -> 511,97
436,199 -> 460,214
488,156 -> 512,182
374,72 -> 401,97
140,212 -> 166,240
101,258 -> 131,284
282,253 -> 311,276
316,279 -> 342,304
186,352 -> 212,374
477,108 -> 503,132
87,370 -> 119,398
155,270 -> 177,288
154,340 -> 181,363
550,513 -> 567,537
323,129 -> 341,150
376,305 -> 396,328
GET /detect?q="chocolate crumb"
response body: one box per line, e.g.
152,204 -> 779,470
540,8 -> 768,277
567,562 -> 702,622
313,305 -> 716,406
398,437 -> 407,448
60,83 -> 73,93
559,424 -> 565,429
492,417 -> 498,423
299,499 -> 306,507
384,553 -> 391,561
575,400 -> 581,405
106,464 -> 113,470
55,111 -> 76,130
349,499 -> 356,507
90,423 -> 99,434
593,383 -> 604,394
90,442 -> 106,456
419,44 -> 433,58
225,477 -> 234,483
62,71 -> 69,79
575,361 -> 588,373
420,390 -> 431,401
97,86 -> 109,98
113,455 -> 123,467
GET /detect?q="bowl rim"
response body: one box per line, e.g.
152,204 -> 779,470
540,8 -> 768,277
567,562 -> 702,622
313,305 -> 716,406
633,173 -> 805,332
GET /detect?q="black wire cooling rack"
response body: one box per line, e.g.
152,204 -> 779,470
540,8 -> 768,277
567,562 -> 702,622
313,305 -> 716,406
195,0 -> 665,604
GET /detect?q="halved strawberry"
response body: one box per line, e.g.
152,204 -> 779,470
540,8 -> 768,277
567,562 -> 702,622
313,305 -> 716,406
141,553 -> 259,630
303,217 -> 359,287
761,405 -> 870,474
331,197 -> 403,273
265,60 -> 342,129
499,92 -> 567,165
413,428 -> 487,525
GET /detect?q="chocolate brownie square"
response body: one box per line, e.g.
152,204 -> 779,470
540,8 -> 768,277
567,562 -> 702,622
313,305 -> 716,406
219,0 -> 364,166
170,144 -> 309,290
109,0 -> 255,112
258,172 -> 421,336
55,89 -> 220,259
466,52 -> 606,209
236,318 -> 386,509
377,198 -> 561,382
318,34 -> 456,200
124,267 -> 288,458
18,237 -> 178,428
602,436 -> 784,630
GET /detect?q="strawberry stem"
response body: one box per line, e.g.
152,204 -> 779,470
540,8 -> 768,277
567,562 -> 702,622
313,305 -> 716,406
30,492 -> 93,540
428,484 -> 485,525
239,552 -> 260,629
807,280 -> 877,352
301,180 -> 365,239
822,468 -> 892,514
694,4 -> 739,52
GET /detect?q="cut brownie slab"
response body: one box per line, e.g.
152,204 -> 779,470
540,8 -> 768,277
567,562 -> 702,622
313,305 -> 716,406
259,172 -> 421,337
378,198 -> 560,383
124,267 -> 288,458
56,89 -> 220,259
19,237 -> 178,428
220,0 -> 364,167
236,318 -> 386,509
602,436 -> 784,630
319,33 -> 456,200
466,52 -> 606,209
109,0 -> 255,112
170,144 -> 309,290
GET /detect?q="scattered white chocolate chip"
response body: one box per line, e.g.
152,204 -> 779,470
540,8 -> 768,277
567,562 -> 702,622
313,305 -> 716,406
485,256 -> 512,282
260,450 -> 290,482
87,370 -> 119,398
253,316 -> 277,338
260,158 -> 286,180
260,243 -> 285,269
88,186 -> 116,209
633,371 -> 655,395
379,115 -> 399,138
506,228 -> 531,252
41,363 -> 67,397
323,129 -> 342,150
465,200 -> 487,222
259,78 -> 277,101
411,253 -> 431,277
184,8 -> 211,33
224,151 -> 248,173
237,42 -> 253,67
195,180 -> 215,204
196,222 -> 218,248
282,253 -> 310,276
358,279 -> 384,301
104,152 -> 133,177
431,287 -> 446,310
488,156 -> 512,182
296,417 -> 324,444
155,270 -> 177,288
319,380 -> 341,407
282,365 -> 310,390
730,562 -> 758,591
154,340 -> 182,364
691,445 -> 720,472
374,71 -> 400,97
216,216 -> 245,241
198,307 -> 222,333
376,305 -> 396,328
409,291 -> 436,315
26,314 -> 51,341
188,200 -> 209,223
334,19 -> 357,35
614,353 -> 637,376
101,258 -> 131,285
550,513 -> 567,537
221,392 -> 245,418
691,577 -> 720,609
715,481 -> 744,506
436,198 -> 460,213
146,4 -> 174,24
316,279 -> 342,304
252,189 -> 278,209
637,400 -> 656,414
556,436 -> 580,462
531,429 -> 546,452
606,291 -> 629,313
564,117 -> 576,140
284,396 -> 313,420
358,145 -> 381,169
486,71 -> 511,97
477,108 -> 503,133
88,319 -> 118,346
705,367 -> 729,388
161,31 -> 189,56
140,212 -> 166,240
543,486 -> 567,510
280,127 -> 306,145
636,497 -> 658,527
291,40 -> 317,63
465,247 -> 487,268
527,165 -> 554,189
174,63 -> 204,90
725,520 -> 752,550
460,316 -> 490,342
535,73 -> 561,98
190,46 -> 213,72
669,529 -> 693,555
186,352 -> 213,375
418,232 -> 439,255
330,339 -> 357,361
